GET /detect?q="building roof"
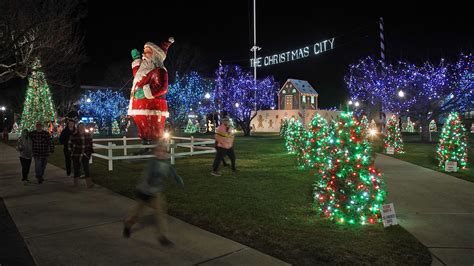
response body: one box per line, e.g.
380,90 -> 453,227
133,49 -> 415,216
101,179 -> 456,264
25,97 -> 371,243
280,79 -> 318,95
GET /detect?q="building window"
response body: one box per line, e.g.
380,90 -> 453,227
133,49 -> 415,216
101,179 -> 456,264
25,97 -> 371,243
302,96 -> 306,103
292,88 -> 296,93
282,89 -> 286,94
311,96 -> 315,104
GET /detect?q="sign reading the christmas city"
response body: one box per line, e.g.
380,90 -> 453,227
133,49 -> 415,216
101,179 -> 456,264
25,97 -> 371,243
445,161 -> 458,172
381,203 -> 398,227
386,147 -> 395,155
250,37 -> 335,67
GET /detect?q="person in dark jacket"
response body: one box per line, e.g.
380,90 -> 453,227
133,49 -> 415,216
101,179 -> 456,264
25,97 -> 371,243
69,123 -> 94,188
29,122 -> 54,184
59,119 -> 75,177
123,141 -> 184,246
17,129 -> 33,185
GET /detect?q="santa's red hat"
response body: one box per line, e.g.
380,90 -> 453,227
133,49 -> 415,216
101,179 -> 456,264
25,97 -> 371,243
144,37 -> 174,60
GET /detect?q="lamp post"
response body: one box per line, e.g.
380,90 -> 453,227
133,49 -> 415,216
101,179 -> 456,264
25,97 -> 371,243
250,0 -> 261,111
1,106 -> 6,131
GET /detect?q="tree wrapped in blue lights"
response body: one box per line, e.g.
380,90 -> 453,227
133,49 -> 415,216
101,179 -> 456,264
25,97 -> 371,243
313,112 -> 386,225
215,64 -> 278,136
79,89 -> 129,135
167,72 -> 214,126
346,54 -> 473,141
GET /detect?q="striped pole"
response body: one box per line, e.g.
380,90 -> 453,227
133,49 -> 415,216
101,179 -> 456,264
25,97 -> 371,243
379,17 -> 386,129
379,17 -> 385,61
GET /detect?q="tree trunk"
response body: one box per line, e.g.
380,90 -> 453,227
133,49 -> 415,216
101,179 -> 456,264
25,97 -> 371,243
241,122 -> 251,136
420,120 -> 431,142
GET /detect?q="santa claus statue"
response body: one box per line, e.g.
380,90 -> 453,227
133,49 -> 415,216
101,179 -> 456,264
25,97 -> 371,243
128,37 -> 174,141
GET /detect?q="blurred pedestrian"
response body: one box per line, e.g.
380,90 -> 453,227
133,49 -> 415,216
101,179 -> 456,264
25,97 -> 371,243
211,117 -> 236,176
17,129 -> 33,185
123,141 -> 184,246
69,123 -> 94,188
29,122 -> 54,184
59,119 -> 75,177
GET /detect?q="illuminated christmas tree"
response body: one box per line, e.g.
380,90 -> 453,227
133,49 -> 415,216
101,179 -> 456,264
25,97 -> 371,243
405,117 -> 415,132
368,119 -> 378,138
313,112 -> 386,225
20,60 -> 56,131
436,112 -> 468,171
112,120 -> 120,135
284,118 -> 305,154
360,115 -> 369,139
301,113 -> 329,170
280,119 -> 289,136
429,119 -> 438,132
184,118 -> 198,134
383,115 -> 404,154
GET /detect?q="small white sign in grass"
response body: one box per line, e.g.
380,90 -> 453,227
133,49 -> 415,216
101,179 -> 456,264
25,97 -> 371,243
381,203 -> 398,228
386,147 -> 395,155
445,161 -> 458,172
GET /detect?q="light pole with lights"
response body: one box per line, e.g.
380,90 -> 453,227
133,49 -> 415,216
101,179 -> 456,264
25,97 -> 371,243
0,106 -> 6,131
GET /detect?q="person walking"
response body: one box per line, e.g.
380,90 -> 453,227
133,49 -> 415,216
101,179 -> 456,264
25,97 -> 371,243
59,119 -> 75,177
211,117 -> 236,176
69,123 -> 94,188
29,122 -> 54,184
17,129 -> 33,185
123,142 -> 184,246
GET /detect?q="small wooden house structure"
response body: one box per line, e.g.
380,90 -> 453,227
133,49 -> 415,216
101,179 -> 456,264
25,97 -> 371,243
278,79 -> 318,110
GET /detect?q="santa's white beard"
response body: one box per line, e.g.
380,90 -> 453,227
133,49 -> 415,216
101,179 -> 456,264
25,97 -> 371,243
133,58 -> 154,88
132,56 -> 166,90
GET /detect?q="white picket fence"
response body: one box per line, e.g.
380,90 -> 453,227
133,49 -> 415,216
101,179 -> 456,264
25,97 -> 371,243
91,136 -> 215,171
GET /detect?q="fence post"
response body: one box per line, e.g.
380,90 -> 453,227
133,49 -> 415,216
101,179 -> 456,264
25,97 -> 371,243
123,136 -> 127,156
89,143 -> 94,164
108,142 -> 113,171
170,139 -> 175,165
190,136 -> 194,155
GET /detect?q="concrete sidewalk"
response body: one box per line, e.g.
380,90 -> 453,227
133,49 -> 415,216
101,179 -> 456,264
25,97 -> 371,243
0,143 -> 289,266
376,153 -> 474,266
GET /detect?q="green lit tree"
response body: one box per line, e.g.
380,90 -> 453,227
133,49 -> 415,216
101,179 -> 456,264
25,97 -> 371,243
20,60 -> 56,131
280,119 -> 289,136
112,120 -> 120,135
429,120 -> 437,132
184,118 -> 198,134
284,118 -> 305,154
360,115 -> 369,140
405,117 -> 415,132
301,113 -> 329,170
383,115 -> 405,154
436,112 -> 468,171
313,112 -> 386,225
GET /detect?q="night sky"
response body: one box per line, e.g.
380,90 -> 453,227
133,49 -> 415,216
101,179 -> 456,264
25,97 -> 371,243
82,2 -> 473,108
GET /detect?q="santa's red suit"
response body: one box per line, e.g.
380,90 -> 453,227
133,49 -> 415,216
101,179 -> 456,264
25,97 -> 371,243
128,38 -> 174,140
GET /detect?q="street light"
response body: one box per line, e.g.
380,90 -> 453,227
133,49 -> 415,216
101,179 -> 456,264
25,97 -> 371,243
235,103 -> 240,108
398,90 -> 405,98
354,101 -> 360,107
0,106 -> 5,130
204,92 -> 211,99
348,100 -> 353,105
86,98 -> 91,103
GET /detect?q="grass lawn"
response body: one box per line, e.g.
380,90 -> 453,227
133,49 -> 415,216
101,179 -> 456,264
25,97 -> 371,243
372,132 -> 474,183
41,134 -> 431,265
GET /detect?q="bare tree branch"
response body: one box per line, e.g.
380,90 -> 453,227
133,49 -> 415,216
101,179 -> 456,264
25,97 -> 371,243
0,0 -> 86,85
